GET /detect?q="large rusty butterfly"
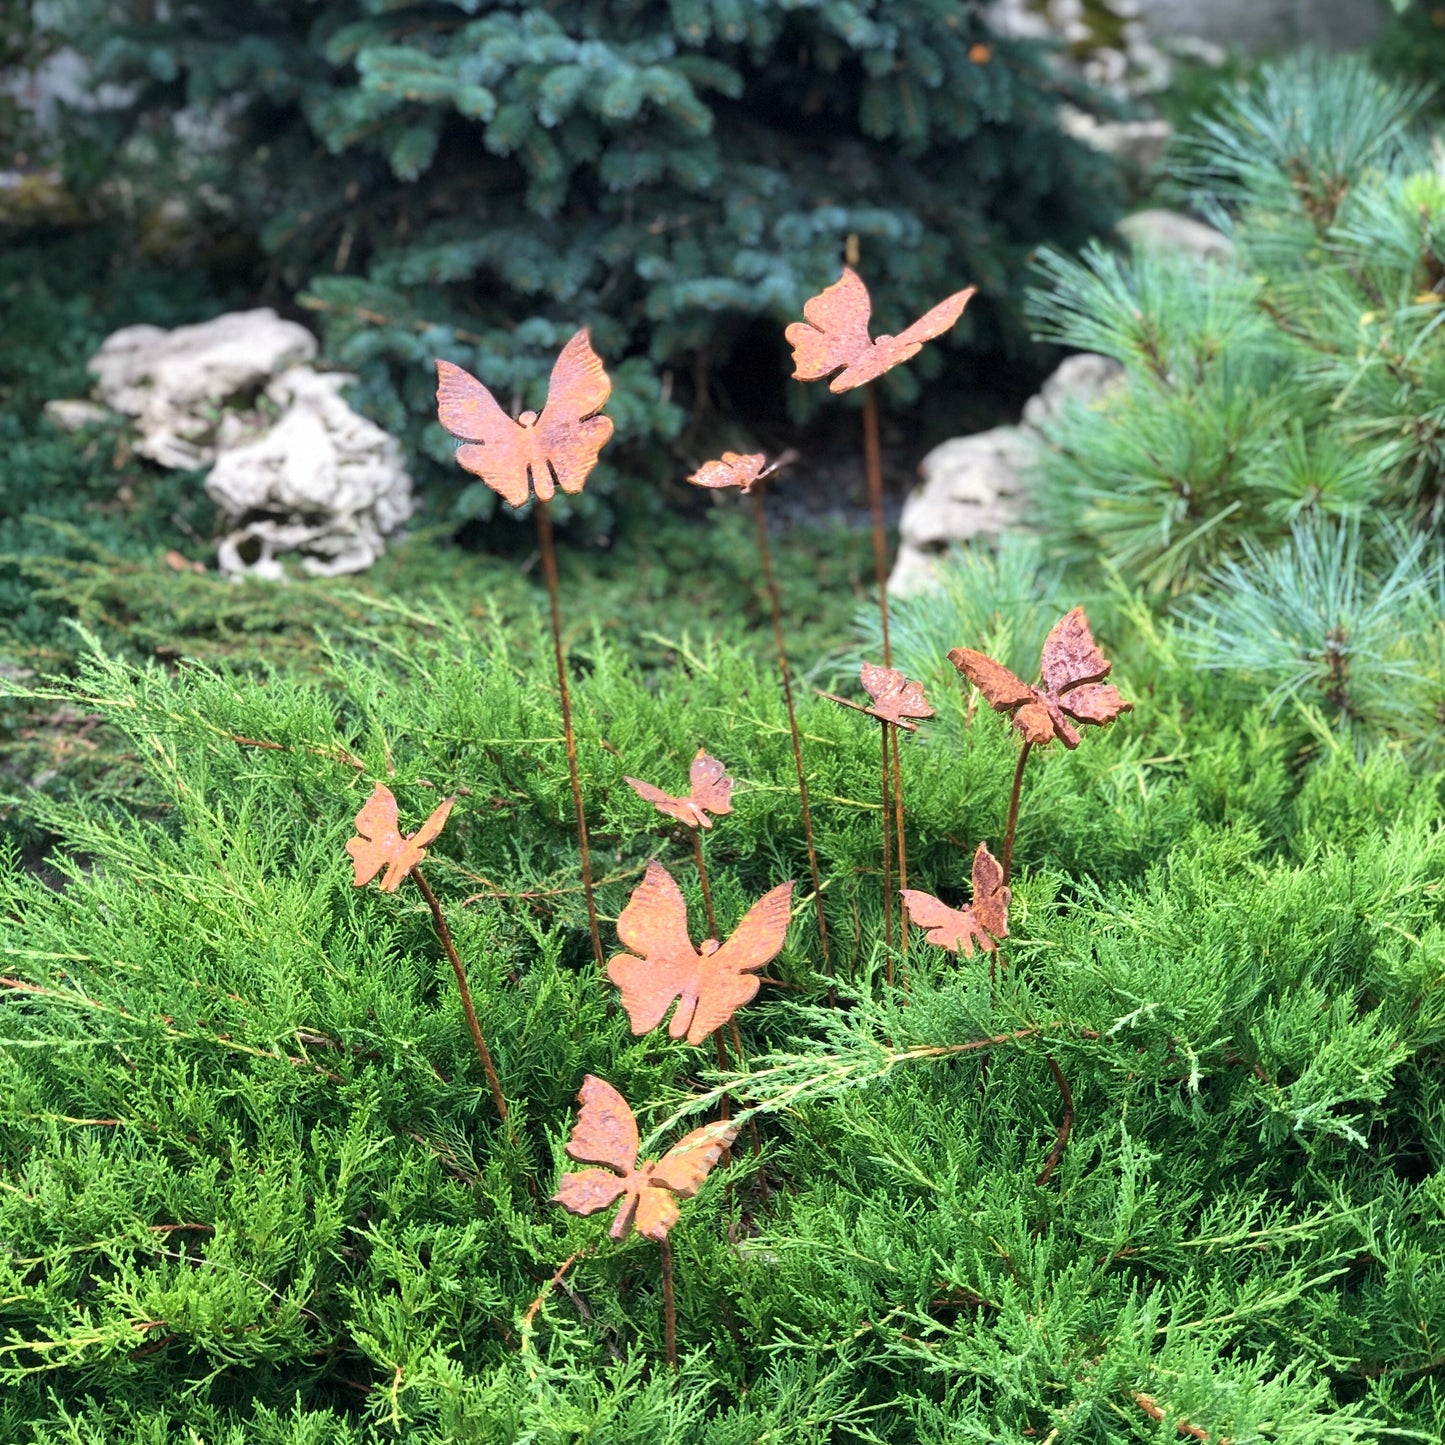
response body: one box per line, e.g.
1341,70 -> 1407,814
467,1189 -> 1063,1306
786,267 -> 976,393
949,607 -> 1132,750
607,862 -> 794,1046
900,842 -> 1010,957
346,782 -> 455,894
435,329 -> 613,506
552,1075 -> 738,1241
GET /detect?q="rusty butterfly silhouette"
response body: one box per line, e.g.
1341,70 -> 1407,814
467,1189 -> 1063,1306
552,1075 -> 739,1241
861,662 -> 934,730
608,862 -> 793,1046
786,267 -> 976,393
346,782 -> 455,893
625,749 -> 733,831
901,842 -> 1010,957
687,452 -> 776,494
950,607 -> 1132,749
435,328 -> 613,506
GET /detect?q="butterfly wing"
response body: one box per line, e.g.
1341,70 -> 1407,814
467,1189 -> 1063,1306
379,793 -> 456,892
563,1074 -> 640,1175
435,359 -> 534,507
608,861 -> 701,1037
552,1167 -> 630,1218
536,329 -> 614,496
624,776 -> 702,830
690,881 -> 794,1043
687,749 -> 734,823
947,648 -> 1037,713
1059,682 -> 1132,728
785,268 -> 873,385
651,1120 -> 741,1198
631,1183 -> 681,1242
899,888 -> 988,955
891,286 -> 975,351
968,842 -> 1010,947
1039,607 -> 1112,693
346,783 -> 402,889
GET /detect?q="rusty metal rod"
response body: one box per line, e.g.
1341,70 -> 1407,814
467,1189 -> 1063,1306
536,500 -> 605,973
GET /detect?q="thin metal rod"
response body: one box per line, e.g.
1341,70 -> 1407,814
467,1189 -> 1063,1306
891,723 -> 909,965
861,382 -> 891,668
535,500 -> 605,973
1001,740 -> 1032,888
690,827 -> 718,939
660,1236 -> 678,1372
1035,1054 -> 1074,1186
750,485 -> 829,969
411,867 -> 509,1125
879,720 -> 894,972
713,1029 -> 732,1129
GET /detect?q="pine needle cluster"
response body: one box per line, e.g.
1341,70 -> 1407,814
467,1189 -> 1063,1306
3,588 -> 1443,1441
1026,53 -> 1445,595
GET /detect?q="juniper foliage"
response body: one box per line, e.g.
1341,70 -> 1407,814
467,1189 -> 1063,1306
60,0 -> 1120,520
1025,53 -> 1444,594
2,589 -> 1443,1441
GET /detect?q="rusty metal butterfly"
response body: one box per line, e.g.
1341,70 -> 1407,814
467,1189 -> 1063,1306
435,329 -> 613,506
687,452 -> 773,494
949,607 -> 1132,749
552,1075 -> 739,1241
785,267 -> 976,393
346,783 -> 455,893
625,749 -> 734,831
607,861 -> 794,1046
900,842 -> 1010,956
860,662 -> 934,730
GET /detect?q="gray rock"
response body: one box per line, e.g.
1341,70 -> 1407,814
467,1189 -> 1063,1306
889,354 -> 1124,598
1061,107 -> 1174,173
206,368 -> 413,580
87,309 -> 318,469
1118,208 -> 1234,263
42,399 -> 113,432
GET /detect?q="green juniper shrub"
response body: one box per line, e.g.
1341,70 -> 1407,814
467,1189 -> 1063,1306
2,583 -> 1443,1441
57,0 -> 1121,524
1024,52 -> 1445,596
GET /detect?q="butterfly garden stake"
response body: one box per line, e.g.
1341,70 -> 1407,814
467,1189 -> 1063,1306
786,262 -> 975,667
685,451 -> 830,970
949,607 -> 1133,885
625,749 -> 733,937
553,1075 -> 738,1369
436,331 -> 613,972
820,663 -> 933,975
347,783 -> 510,1124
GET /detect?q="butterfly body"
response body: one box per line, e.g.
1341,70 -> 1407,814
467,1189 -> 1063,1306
786,267 -> 975,394
346,783 -> 455,893
901,842 -> 1010,956
949,607 -> 1131,749
552,1075 -> 738,1241
625,749 -> 734,831
607,861 -> 793,1045
435,329 -> 613,506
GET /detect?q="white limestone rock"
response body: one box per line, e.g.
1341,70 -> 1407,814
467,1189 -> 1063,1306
1117,208 -> 1234,263
889,354 -> 1124,598
87,308 -> 318,469
206,368 -> 413,580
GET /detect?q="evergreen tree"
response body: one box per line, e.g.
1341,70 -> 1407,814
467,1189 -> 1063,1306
63,0 -> 1120,523
1024,54 -> 1444,596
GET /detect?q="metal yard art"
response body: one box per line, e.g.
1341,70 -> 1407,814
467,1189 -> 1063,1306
412,274 -> 1139,1372
435,330 -> 613,973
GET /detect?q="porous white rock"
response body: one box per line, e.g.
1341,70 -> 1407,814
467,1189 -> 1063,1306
87,308 -> 318,469
206,368 -> 413,581
889,354 -> 1123,598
